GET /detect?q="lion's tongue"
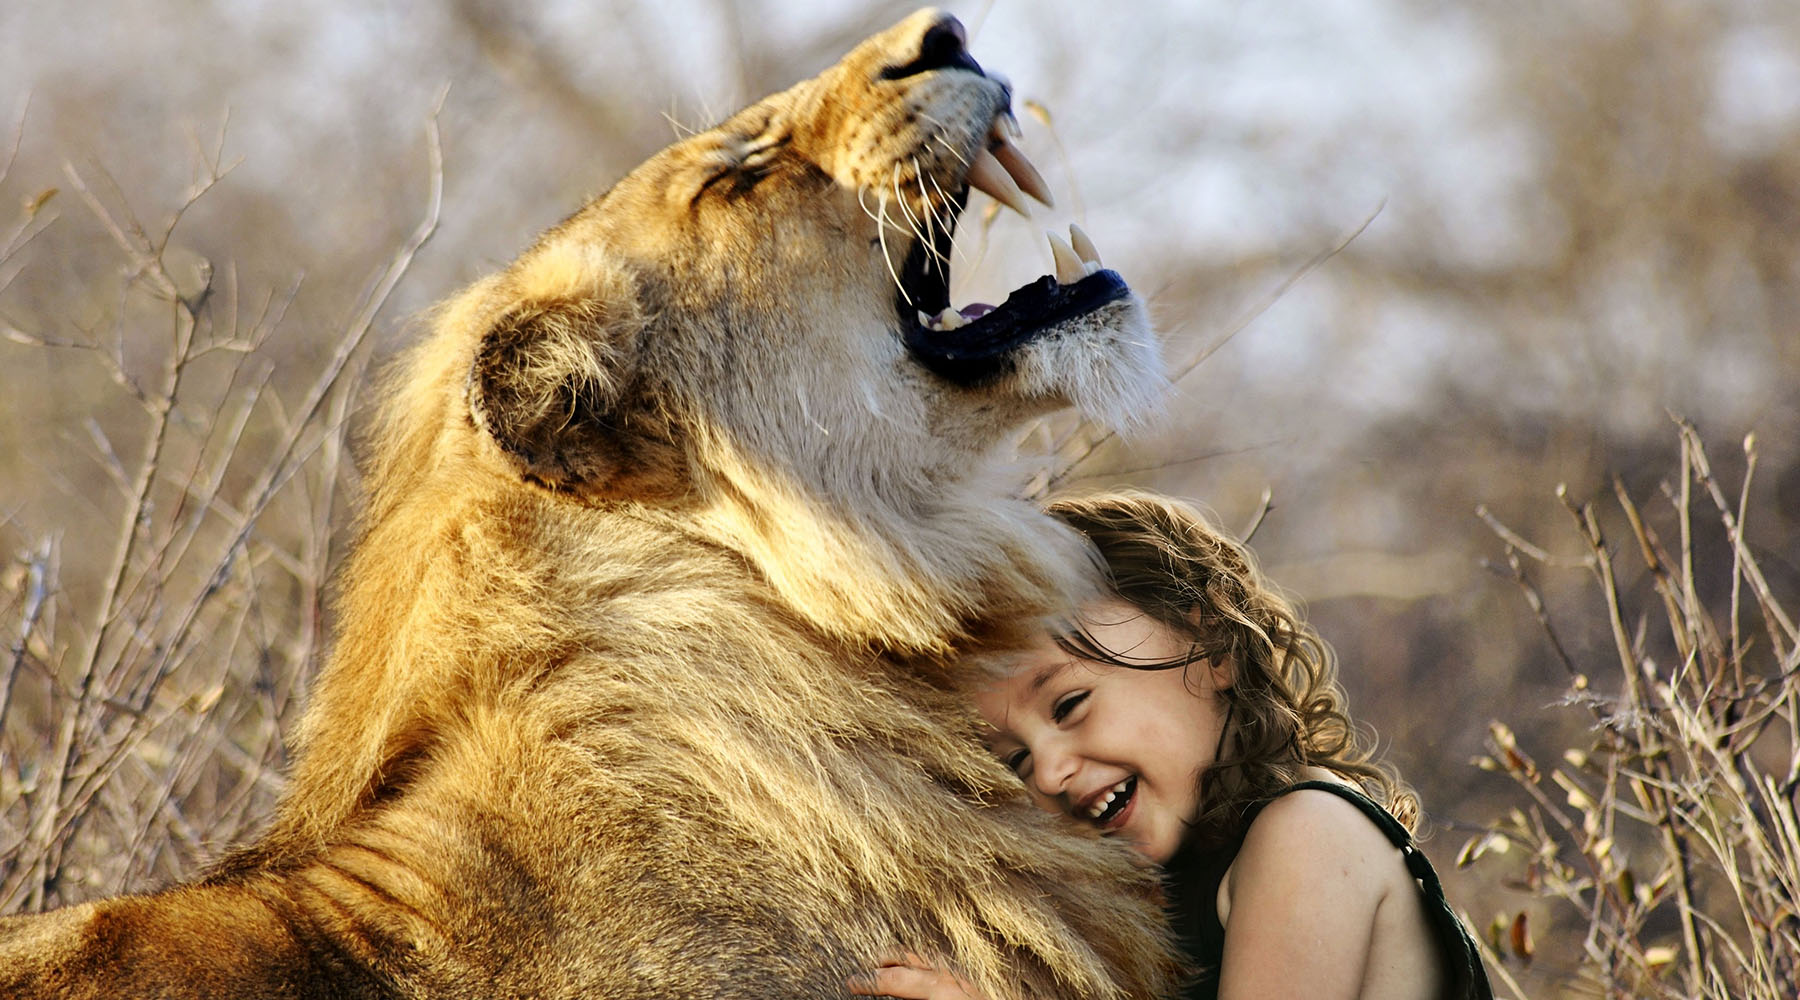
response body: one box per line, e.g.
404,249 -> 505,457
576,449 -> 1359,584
960,303 -> 995,320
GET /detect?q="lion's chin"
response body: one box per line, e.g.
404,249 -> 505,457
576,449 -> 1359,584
1009,288 -> 1167,435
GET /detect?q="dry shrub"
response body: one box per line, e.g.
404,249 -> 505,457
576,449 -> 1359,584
0,115 -> 441,913
1466,421 -> 1799,999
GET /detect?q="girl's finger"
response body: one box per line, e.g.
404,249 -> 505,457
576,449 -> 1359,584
846,965 -> 980,1000
869,951 -> 932,969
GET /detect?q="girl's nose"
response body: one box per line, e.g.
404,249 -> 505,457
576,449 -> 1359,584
1029,742 -> 1077,800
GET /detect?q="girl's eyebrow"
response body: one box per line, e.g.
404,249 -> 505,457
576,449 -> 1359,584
1026,659 -> 1075,694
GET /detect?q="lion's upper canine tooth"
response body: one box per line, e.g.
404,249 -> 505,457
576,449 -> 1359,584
989,137 -> 1054,209
966,147 -> 1032,218
1047,231 -> 1086,285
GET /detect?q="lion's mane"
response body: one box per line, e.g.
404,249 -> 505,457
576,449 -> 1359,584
1,11 -> 1176,1000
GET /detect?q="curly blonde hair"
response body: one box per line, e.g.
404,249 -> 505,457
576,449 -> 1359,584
1043,489 -> 1417,850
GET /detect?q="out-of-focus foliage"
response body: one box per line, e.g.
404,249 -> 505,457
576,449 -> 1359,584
1464,426 -> 1797,999
2,2 -> 1796,995
0,103 -> 440,911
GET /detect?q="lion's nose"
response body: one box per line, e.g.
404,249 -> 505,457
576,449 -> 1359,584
918,16 -> 971,68
883,12 -> 983,80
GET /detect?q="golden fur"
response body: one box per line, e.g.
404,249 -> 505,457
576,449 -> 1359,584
0,10 -> 1175,998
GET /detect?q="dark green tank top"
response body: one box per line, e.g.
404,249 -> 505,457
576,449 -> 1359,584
1162,780 -> 1494,1000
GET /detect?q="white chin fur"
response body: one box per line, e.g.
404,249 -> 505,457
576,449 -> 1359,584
1011,293 -> 1168,435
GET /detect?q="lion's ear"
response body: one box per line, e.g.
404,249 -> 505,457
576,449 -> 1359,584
468,294 -> 685,501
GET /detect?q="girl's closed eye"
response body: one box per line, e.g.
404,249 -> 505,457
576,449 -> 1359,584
1051,690 -> 1088,722
1003,748 -> 1030,775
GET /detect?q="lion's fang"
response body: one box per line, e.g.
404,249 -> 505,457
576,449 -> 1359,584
1047,230 -> 1086,285
986,123 -> 1054,210
1069,223 -> 1103,272
967,147 -> 1032,218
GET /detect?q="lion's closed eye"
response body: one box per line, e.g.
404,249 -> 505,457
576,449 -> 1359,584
687,134 -> 789,205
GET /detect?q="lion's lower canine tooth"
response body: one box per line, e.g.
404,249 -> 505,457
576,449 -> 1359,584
1047,231 -> 1086,284
967,147 -> 1032,217
1069,224 -> 1101,266
991,139 -> 1054,209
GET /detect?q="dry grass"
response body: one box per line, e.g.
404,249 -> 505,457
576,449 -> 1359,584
0,112 -> 442,912
1466,423 -> 1799,999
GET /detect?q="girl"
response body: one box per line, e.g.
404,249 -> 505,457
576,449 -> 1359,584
853,490 -> 1491,1000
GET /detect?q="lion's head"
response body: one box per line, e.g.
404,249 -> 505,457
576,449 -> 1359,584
395,8 -> 1165,654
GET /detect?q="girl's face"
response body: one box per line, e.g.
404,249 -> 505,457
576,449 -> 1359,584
974,599 -> 1231,864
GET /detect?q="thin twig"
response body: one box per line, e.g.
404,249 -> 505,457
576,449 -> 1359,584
1,540 -> 51,751
1052,202 -> 1384,488
1239,487 -> 1273,544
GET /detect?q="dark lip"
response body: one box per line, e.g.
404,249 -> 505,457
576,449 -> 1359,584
900,261 -> 1133,386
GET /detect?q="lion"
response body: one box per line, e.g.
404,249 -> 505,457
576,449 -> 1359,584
0,10 -> 1177,999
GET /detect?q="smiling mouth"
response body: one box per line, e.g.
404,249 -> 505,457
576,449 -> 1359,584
1086,775 -> 1137,826
898,112 -> 1132,386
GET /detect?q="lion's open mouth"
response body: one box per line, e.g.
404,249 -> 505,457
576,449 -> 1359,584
898,113 -> 1132,386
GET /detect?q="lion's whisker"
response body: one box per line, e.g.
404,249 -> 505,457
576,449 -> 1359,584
929,131 -> 971,168
898,157 -> 953,276
916,159 -> 958,274
915,159 -> 942,234
857,189 -> 895,243
924,170 -> 965,270
871,190 -> 910,305
856,185 -> 915,240
908,158 -> 939,258
891,163 -> 928,250
916,112 -> 972,165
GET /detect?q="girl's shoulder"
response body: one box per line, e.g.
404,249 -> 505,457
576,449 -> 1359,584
1213,776 -> 1454,1000
1218,776 -> 1409,922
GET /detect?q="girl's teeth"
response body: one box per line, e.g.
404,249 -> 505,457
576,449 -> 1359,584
1087,778 -> 1133,819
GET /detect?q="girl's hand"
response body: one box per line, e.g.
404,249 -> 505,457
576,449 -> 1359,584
847,953 -> 990,1000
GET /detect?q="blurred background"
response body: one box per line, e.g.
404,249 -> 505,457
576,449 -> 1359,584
3,1 -> 1797,994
